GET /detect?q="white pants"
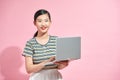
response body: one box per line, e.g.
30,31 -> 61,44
29,69 -> 62,80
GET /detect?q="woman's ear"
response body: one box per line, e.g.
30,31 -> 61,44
50,21 -> 52,25
33,21 -> 36,25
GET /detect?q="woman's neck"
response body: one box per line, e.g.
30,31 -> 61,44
36,32 -> 50,45
37,32 -> 49,39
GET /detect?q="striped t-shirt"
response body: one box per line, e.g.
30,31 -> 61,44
23,36 -> 58,68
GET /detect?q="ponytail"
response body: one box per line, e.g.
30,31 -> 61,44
33,31 -> 38,37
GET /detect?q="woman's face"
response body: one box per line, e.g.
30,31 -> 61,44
34,14 -> 51,34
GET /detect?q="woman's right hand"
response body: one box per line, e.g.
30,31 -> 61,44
41,56 -> 55,64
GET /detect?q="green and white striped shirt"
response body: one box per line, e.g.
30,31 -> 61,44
23,36 -> 57,66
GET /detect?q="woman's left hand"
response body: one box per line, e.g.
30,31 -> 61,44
54,60 -> 69,69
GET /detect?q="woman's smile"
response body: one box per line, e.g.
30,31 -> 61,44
41,26 -> 47,30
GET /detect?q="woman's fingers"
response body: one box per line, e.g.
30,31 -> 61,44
54,60 -> 69,66
49,56 -> 55,61
42,56 -> 55,64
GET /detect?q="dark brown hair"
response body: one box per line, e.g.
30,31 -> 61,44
33,9 -> 51,37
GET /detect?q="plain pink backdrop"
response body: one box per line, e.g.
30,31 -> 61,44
0,0 -> 120,80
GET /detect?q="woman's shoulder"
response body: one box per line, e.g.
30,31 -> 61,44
26,38 -> 36,44
50,35 -> 58,38
50,35 -> 58,40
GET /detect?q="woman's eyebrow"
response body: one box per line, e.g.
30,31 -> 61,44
37,18 -> 49,20
37,19 -> 42,20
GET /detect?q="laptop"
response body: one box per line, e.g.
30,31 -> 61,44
45,36 -> 81,66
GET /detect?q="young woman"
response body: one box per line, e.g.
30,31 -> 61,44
23,9 -> 69,80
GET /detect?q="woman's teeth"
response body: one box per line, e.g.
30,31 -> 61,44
41,27 -> 46,30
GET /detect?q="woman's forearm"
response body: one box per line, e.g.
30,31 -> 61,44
25,56 -> 55,74
26,62 -> 45,74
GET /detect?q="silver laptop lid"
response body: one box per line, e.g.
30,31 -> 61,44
56,37 -> 81,61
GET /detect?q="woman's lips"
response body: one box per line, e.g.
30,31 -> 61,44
41,26 -> 47,30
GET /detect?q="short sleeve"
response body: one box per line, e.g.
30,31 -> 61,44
22,41 -> 34,57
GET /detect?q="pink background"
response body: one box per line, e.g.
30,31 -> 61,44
0,0 -> 120,80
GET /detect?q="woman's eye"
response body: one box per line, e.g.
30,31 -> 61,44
38,20 -> 42,22
45,20 -> 48,22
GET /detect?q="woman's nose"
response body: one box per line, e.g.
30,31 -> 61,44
41,22 -> 45,26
